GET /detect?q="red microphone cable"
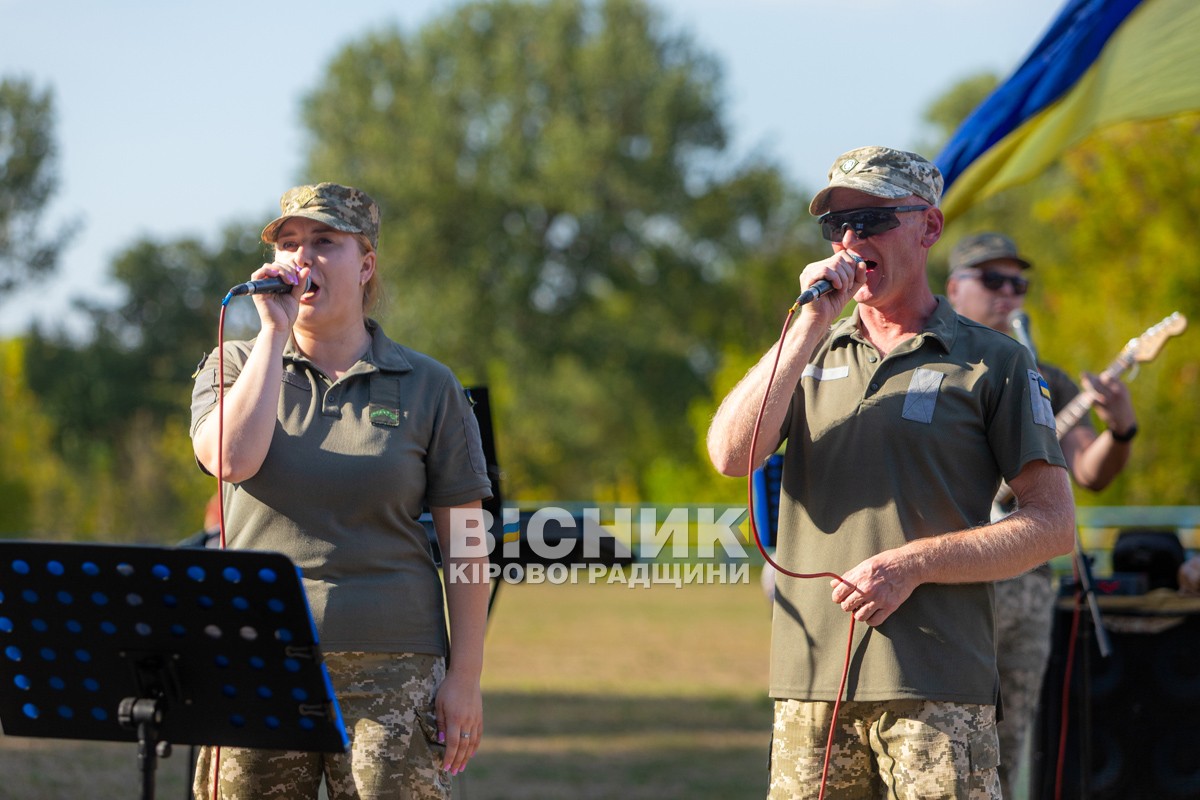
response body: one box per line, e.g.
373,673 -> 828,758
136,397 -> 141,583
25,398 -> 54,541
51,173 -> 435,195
1052,558 -> 1087,800
205,296 -> 234,800
744,297 -> 864,800
216,303 -> 229,551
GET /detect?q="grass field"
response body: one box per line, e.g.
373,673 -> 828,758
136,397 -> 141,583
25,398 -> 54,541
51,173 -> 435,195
0,576 -> 774,799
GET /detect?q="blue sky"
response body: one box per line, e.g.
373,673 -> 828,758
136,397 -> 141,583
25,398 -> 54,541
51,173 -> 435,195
1,0 -> 1062,336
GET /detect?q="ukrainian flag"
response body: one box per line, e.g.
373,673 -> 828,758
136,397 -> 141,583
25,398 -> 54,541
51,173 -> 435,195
936,0 -> 1200,220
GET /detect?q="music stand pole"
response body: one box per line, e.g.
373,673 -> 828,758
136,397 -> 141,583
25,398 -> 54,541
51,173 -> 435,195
119,696 -> 167,800
1073,531 -> 1111,658
1070,529 -> 1110,800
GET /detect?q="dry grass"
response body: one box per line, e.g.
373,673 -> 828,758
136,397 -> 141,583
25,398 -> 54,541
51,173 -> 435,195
464,578 -> 774,799
1,575 -> 775,799
0,734 -> 193,799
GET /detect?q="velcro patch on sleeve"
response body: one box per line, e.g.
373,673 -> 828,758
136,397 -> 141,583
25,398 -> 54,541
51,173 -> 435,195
1027,369 -> 1056,430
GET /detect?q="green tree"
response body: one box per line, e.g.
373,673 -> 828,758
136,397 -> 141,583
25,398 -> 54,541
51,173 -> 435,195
25,223 -> 264,448
0,338 -> 59,535
22,223 -> 266,540
300,0 -> 813,500
1027,115 -> 1200,506
0,77 -> 75,295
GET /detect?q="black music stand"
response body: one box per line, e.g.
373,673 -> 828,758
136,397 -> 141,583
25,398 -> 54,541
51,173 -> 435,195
0,541 -> 348,800
465,386 -> 508,617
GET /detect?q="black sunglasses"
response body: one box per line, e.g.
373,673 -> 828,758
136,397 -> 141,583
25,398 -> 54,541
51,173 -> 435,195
817,205 -> 929,242
962,270 -> 1030,295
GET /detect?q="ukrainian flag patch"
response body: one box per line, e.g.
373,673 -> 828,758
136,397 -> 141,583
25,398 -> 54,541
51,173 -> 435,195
1027,369 -> 1056,430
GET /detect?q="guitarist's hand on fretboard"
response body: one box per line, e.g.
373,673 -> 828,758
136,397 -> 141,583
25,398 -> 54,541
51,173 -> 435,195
1080,371 -> 1137,440
991,311 -> 1186,512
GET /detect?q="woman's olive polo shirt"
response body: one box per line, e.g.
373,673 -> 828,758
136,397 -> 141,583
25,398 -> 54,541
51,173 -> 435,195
190,320 -> 492,655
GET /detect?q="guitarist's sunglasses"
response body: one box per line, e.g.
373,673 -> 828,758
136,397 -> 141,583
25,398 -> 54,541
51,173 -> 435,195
817,205 -> 929,242
957,270 -> 1030,296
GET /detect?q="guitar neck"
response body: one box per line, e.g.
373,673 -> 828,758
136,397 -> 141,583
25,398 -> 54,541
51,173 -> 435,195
1050,352 -> 1133,440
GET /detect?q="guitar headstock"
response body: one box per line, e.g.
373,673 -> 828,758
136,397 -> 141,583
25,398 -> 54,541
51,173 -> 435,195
1125,312 -> 1188,363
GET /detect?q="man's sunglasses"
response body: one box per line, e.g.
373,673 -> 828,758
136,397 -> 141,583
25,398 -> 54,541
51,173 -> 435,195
817,205 -> 929,242
959,270 -> 1030,295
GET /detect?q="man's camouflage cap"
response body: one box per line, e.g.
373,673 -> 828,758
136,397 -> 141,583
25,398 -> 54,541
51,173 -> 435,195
262,182 -> 381,250
809,146 -> 944,215
949,232 -> 1033,272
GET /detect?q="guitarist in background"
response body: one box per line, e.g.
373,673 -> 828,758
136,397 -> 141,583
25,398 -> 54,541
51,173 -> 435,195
946,232 -> 1138,800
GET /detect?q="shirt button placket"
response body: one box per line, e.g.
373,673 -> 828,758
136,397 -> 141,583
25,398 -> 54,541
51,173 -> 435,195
322,384 -> 342,418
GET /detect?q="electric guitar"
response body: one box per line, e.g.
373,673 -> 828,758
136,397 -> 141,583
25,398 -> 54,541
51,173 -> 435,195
993,311 -> 1188,509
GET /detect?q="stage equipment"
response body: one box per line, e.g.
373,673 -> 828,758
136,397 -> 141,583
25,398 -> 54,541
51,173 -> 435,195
1033,591 -> 1200,799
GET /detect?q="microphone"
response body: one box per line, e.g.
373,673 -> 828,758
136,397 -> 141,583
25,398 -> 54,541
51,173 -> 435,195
795,255 -> 862,307
1008,309 -> 1038,362
796,280 -> 833,306
227,276 -> 310,297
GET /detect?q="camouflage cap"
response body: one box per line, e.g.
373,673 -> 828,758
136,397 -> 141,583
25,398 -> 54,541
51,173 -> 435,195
261,182 -> 381,250
809,146 -> 944,215
949,232 -> 1032,271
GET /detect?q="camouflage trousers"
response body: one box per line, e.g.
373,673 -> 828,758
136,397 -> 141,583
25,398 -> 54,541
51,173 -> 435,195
994,566 -> 1056,799
768,699 -> 1000,799
193,651 -> 450,800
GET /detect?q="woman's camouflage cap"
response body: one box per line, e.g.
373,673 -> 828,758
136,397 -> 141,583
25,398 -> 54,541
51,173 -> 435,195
261,182 -> 381,250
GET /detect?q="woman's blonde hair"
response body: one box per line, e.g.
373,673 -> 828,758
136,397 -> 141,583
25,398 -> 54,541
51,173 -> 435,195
352,233 -> 385,318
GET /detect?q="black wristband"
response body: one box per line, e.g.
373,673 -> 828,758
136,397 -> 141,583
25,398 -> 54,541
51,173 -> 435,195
1111,424 -> 1138,443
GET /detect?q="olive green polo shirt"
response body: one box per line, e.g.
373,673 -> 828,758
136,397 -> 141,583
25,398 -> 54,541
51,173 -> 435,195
190,320 -> 492,655
769,297 -> 1067,705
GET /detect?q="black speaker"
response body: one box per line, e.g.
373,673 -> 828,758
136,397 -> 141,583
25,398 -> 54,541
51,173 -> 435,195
1032,596 -> 1200,799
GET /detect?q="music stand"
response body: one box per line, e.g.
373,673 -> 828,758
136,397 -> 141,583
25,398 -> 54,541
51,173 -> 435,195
0,541 -> 348,800
464,386 -> 508,617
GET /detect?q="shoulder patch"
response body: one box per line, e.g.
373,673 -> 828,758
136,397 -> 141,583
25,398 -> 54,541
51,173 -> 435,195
1027,369 -> 1056,430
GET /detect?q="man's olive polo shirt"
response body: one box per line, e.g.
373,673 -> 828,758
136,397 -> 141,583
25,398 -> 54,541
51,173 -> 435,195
769,298 -> 1066,705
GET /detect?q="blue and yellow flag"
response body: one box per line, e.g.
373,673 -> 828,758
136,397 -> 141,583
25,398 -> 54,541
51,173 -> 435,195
936,0 -> 1200,220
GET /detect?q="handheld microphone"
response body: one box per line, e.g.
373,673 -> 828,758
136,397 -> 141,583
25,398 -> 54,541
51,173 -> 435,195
1008,309 -> 1038,362
796,280 -> 833,306
795,255 -> 862,307
227,276 -> 311,297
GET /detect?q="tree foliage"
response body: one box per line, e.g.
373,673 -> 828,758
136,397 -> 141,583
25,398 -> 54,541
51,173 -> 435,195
1024,114 -> 1200,506
0,338 -> 61,536
20,224 -> 267,540
300,0 -> 814,500
0,77 -> 75,295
